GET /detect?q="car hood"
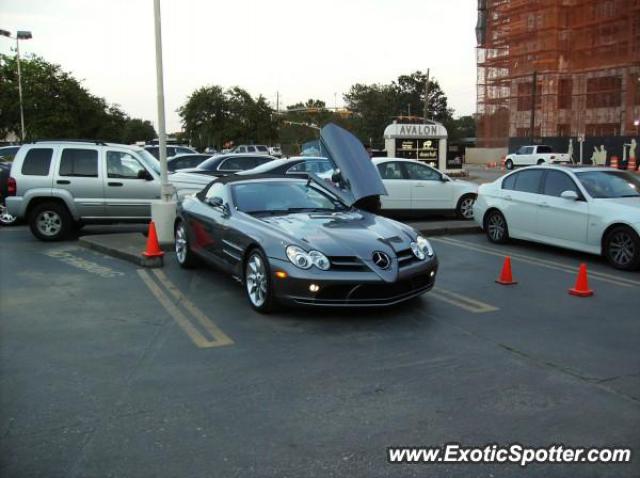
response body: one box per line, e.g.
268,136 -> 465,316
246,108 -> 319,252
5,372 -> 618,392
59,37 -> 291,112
595,197 -> 640,218
320,123 -> 387,205
258,210 -> 420,282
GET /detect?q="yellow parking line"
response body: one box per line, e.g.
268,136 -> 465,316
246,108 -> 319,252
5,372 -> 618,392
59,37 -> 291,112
137,270 -> 233,348
430,287 -> 499,314
152,269 -> 234,347
433,237 -> 638,288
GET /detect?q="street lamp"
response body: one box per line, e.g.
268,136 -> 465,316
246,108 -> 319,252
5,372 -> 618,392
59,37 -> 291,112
634,119 -> 639,136
0,29 -> 32,142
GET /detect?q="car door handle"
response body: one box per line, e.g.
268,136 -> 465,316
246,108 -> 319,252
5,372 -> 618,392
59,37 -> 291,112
108,182 -> 123,187
415,184 -> 425,188
56,180 -> 70,185
504,195 -> 512,201
538,202 -> 549,208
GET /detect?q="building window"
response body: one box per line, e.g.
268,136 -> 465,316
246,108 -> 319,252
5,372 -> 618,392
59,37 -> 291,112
517,81 -> 543,111
557,124 -> 571,137
586,76 -> 622,108
557,79 -> 572,109
585,123 -> 619,136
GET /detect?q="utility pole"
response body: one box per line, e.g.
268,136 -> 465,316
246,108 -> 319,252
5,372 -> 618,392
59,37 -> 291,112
276,91 -> 279,113
423,68 -> 430,122
529,70 -> 537,144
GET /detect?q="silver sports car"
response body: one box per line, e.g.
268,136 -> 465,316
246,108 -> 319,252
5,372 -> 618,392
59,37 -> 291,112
174,124 -> 439,312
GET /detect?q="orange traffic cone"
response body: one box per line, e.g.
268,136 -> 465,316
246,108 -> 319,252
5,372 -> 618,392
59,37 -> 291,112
628,156 -> 637,172
610,156 -> 619,169
143,221 -> 165,258
569,263 -> 593,297
496,256 -> 517,285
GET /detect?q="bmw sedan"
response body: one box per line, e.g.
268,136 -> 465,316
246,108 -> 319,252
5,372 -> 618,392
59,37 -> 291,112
373,158 -> 478,219
174,124 -> 439,312
473,166 -> 640,270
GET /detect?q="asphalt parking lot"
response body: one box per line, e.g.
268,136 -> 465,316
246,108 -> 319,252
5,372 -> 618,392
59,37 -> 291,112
1,225 -> 639,477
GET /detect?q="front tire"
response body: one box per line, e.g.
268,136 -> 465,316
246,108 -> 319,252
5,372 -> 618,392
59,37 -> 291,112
175,220 -> 197,268
29,202 -> 72,241
244,248 -> 275,313
456,194 -> 476,220
485,210 -> 509,244
505,159 -> 514,170
604,226 -> 640,271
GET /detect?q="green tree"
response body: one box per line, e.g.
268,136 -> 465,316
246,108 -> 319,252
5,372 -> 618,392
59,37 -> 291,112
178,86 -> 277,150
0,53 -> 155,143
122,118 -> 157,144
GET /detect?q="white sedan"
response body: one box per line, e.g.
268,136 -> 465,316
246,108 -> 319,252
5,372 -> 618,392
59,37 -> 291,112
372,158 -> 478,219
473,166 -> 640,270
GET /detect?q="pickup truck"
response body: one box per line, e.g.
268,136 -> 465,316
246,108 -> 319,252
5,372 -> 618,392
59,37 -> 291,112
504,145 -> 570,170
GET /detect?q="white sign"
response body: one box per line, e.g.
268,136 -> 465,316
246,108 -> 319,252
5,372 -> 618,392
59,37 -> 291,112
384,122 -> 448,139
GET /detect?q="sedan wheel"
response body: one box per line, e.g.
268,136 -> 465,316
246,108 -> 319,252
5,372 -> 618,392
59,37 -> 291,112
456,195 -> 476,220
485,210 -> 509,244
605,227 -> 640,271
175,221 -> 196,268
0,205 -> 17,226
245,250 -> 273,313
505,159 -> 514,170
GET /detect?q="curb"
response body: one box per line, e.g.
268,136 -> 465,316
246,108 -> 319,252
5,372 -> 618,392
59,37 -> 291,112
79,236 -> 163,268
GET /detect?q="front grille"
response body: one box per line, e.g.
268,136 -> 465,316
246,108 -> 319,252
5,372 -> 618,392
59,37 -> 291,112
314,273 -> 433,303
329,256 -> 368,272
396,248 -> 421,268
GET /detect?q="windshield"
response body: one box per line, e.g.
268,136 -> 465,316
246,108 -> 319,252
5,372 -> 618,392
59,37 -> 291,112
136,149 -> 160,175
575,171 -> 640,198
231,180 -> 345,214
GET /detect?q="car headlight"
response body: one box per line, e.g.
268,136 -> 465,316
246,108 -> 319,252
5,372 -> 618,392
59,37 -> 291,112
410,236 -> 434,260
286,245 -> 312,269
286,246 -> 330,270
308,251 -> 330,270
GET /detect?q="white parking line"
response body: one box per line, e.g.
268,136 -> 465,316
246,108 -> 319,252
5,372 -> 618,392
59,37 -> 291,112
433,237 -> 639,288
430,287 -> 499,314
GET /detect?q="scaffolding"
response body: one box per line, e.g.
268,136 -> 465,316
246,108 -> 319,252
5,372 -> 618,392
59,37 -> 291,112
476,0 -> 640,147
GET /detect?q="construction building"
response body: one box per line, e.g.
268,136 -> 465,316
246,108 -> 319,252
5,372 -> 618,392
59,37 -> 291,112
476,0 -> 640,149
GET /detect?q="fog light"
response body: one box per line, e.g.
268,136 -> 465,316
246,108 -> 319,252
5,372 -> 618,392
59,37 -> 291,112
430,271 -> 435,277
275,271 -> 288,279
309,284 -> 320,293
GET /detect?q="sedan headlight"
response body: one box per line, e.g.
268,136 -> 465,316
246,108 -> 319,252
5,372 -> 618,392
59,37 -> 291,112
410,236 -> 434,260
286,246 -> 330,270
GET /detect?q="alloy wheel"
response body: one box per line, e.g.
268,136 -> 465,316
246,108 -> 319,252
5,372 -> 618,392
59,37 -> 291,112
608,231 -> 636,267
175,223 -> 187,263
246,254 -> 268,307
459,197 -> 475,219
36,210 -> 62,237
487,213 -> 506,241
0,206 -> 16,225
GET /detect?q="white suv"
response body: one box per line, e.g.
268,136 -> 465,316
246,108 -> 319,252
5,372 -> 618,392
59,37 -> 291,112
6,140 -> 162,241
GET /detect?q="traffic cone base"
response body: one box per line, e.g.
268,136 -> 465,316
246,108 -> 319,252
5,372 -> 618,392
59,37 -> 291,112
568,263 -> 593,297
496,256 -> 517,285
143,220 -> 165,258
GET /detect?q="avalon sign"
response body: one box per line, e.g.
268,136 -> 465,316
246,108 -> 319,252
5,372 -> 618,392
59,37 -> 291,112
383,122 -> 448,139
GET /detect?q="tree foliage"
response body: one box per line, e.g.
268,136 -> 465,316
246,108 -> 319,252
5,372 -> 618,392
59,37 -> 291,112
0,54 -> 155,143
178,86 -> 277,150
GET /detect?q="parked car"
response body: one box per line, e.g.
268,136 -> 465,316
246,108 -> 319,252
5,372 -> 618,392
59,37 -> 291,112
237,157 -> 333,176
229,145 -> 270,155
0,160 -> 18,225
167,153 -> 214,172
0,145 -> 21,162
174,123 -> 438,312
268,146 -> 283,158
6,140 -> 162,240
505,145 -> 570,170
372,158 -> 478,219
145,144 -> 197,159
473,165 -> 640,270
169,154 -> 276,198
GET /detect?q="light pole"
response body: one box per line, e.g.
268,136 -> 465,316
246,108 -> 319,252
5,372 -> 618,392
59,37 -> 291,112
0,29 -> 32,142
150,0 -> 176,244
634,119 -> 639,137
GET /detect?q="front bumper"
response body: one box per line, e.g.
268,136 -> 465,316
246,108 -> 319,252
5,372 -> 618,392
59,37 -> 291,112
269,256 -> 438,307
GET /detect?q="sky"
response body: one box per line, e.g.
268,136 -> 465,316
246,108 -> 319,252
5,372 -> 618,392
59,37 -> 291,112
1,0 -> 478,133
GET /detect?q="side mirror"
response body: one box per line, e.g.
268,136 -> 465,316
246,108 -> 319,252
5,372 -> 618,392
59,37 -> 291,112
137,169 -> 153,181
560,190 -> 579,200
207,196 -> 223,208
440,175 -> 450,182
